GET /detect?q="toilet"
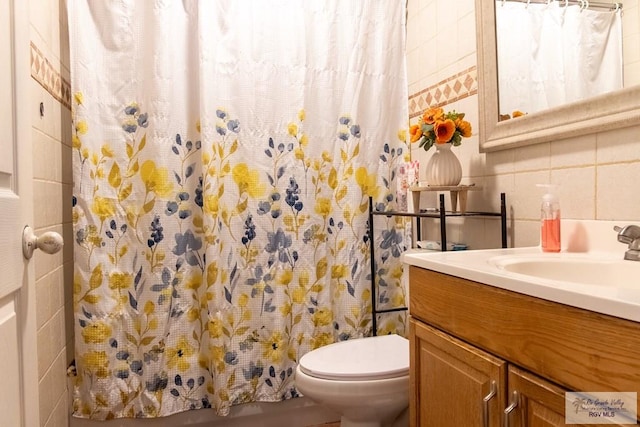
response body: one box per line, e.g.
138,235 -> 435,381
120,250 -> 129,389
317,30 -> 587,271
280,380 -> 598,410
295,334 -> 410,427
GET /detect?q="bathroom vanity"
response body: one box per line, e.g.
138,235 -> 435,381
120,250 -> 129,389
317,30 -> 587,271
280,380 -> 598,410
404,222 -> 640,427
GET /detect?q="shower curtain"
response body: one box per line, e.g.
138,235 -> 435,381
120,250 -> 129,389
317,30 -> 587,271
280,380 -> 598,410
495,1 -> 623,116
68,0 -> 409,420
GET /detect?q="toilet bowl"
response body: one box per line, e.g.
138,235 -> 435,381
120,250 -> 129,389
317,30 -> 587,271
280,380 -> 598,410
294,334 -> 410,427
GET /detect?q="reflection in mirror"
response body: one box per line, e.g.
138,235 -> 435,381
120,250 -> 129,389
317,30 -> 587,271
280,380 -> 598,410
475,0 -> 640,152
496,1 -> 623,119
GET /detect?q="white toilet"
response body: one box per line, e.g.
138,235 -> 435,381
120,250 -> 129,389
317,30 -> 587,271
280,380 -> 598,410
295,334 -> 410,427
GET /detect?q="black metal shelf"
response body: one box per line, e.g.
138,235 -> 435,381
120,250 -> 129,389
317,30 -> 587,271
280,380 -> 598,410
368,192 -> 507,335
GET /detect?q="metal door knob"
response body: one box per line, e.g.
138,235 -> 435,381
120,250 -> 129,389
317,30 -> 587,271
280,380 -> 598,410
22,225 -> 64,259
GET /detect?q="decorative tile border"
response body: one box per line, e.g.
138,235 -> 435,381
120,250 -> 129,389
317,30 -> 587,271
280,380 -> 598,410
408,66 -> 477,119
30,42 -> 72,110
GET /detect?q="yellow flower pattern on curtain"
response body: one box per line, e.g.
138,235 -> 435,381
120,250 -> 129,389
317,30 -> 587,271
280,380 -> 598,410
69,0 -> 409,420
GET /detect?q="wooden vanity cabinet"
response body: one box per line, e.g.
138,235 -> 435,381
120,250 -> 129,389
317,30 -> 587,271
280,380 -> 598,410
411,320 -> 506,426
408,266 -> 640,427
508,365 -> 578,427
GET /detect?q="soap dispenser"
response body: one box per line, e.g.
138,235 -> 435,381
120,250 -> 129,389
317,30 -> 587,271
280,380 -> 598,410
537,184 -> 561,252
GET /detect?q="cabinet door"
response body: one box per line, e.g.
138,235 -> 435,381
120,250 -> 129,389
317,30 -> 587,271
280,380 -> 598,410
410,319 -> 506,427
508,366 -> 590,427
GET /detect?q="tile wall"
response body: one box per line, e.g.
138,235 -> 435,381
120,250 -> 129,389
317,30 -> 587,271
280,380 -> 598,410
407,0 -> 640,250
623,0 -> 640,86
29,0 -> 74,426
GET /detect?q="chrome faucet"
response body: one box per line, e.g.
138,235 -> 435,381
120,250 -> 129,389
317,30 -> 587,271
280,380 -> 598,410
614,225 -> 640,261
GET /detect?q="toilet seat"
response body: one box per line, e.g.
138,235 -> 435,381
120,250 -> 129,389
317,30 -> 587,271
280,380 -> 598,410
298,334 -> 409,381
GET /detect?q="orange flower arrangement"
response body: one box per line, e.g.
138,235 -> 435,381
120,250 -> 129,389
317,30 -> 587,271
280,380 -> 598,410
409,107 -> 472,152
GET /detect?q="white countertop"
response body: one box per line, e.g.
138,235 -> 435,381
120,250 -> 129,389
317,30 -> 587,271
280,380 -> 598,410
402,220 -> 640,323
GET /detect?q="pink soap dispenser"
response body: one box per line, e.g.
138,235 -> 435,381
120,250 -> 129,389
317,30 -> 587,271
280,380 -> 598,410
537,184 -> 561,252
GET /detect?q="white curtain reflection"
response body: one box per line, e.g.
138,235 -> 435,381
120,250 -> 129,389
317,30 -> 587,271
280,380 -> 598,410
496,1 -> 623,117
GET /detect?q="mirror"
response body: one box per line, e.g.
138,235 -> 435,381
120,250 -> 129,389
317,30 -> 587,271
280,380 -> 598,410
476,0 -> 640,152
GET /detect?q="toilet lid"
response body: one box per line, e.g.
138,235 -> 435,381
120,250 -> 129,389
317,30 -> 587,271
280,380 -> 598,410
298,334 -> 409,381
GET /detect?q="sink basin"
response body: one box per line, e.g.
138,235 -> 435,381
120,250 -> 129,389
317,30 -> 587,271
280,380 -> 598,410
489,255 -> 640,288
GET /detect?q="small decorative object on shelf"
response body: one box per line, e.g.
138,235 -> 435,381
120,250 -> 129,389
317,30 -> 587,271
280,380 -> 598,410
396,160 -> 420,212
410,106 -> 472,186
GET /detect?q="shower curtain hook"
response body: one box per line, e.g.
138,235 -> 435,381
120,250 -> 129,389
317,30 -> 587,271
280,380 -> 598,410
614,2 -> 621,12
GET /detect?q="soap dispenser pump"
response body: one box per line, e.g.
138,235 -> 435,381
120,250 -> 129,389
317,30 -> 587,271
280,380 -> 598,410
537,184 -> 561,252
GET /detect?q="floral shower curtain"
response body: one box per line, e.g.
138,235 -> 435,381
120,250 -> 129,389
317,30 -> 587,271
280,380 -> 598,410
68,0 -> 409,420
495,1 -> 623,116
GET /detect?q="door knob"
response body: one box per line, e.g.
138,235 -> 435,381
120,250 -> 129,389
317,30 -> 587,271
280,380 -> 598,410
22,225 -> 64,259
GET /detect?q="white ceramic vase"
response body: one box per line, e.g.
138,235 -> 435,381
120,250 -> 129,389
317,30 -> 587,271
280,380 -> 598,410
425,143 -> 462,186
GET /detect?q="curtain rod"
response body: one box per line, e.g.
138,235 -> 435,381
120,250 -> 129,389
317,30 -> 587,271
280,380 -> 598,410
499,0 -> 623,11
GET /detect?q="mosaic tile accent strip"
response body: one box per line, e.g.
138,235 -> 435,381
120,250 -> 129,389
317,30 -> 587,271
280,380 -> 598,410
408,66 -> 477,119
30,42 -> 72,110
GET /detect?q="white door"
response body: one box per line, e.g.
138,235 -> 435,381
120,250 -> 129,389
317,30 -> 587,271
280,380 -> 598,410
0,1 -> 40,426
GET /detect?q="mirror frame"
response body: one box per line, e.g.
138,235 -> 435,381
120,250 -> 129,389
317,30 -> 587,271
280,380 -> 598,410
476,0 -> 640,152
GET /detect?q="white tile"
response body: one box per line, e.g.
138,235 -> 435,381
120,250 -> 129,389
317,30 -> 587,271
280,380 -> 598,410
597,162 -> 640,220
435,25 -> 458,70
45,390 -> 70,427
50,96 -> 64,142
33,129 -> 63,182
551,167 -> 596,220
435,1 -> 457,32
31,80 -> 51,135
485,148 -> 515,175
464,145 -> 486,178
34,180 -> 64,228
623,29 -> 640,65
407,0 -> 421,20
36,278 -> 52,330
37,321 -> 53,379
483,173 -> 514,214
421,2 -> 438,41
50,0 -> 62,64
60,1 -> 71,71
624,61 -> 640,87
513,142 -> 551,172
52,309 -> 67,357
406,48 -> 423,87
456,0 -> 475,19
51,349 -> 69,403
483,217 -> 508,249
550,134 -> 596,168
30,0 -> 52,48
596,125 -> 640,164
513,170 -> 550,221
39,367 -> 55,426
50,267 -> 65,314
457,9 -> 476,58
512,219 -> 540,248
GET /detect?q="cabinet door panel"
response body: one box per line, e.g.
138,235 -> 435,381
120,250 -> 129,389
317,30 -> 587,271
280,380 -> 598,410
410,319 -> 506,427
508,366 -> 591,427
